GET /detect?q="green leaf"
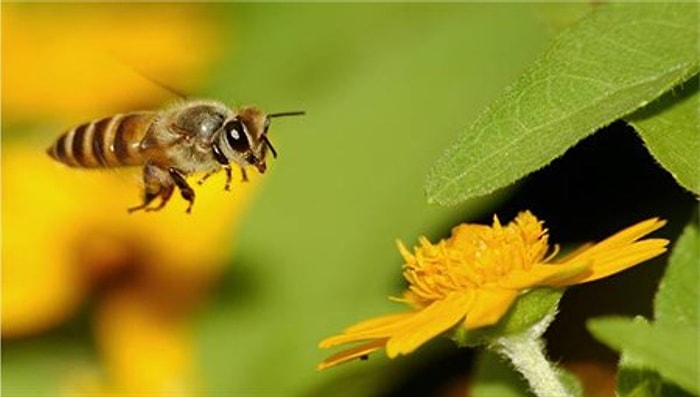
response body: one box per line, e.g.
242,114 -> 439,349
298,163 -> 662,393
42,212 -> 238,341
532,2 -> 593,36
617,353 -> 694,397
654,219 -> 699,328
628,78 -> 700,195
454,288 -> 563,347
426,3 -> 699,205
590,220 -> 700,397
617,365 -> 663,397
587,317 -> 699,395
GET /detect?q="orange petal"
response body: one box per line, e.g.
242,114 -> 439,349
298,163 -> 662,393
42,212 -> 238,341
463,289 -> 519,329
317,339 -> 388,371
386,291 -> 474,357
561,239 -> 668,286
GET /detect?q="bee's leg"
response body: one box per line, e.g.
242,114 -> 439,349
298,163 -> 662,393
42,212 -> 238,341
240,167 -> 248,183
198,167 -> 232,191
211,143 -> 232,191
128,164 -> 174,213
168,167 -> 195,214
145,184 -> 174,212
127,192 -> 158,213
224,165 -> 233,191
197,171 -> 215,186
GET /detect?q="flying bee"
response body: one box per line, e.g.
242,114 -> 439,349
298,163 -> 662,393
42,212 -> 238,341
47,100 -> 304,213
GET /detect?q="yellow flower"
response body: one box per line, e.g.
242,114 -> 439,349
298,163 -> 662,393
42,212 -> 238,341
2,3 -> 220,124
2,1 -> 228,338
1,3 -> 245,395
318,211 -> 668,370
93,286 -> 199,396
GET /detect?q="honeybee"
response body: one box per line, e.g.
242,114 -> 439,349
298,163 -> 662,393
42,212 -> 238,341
47,100 -> 304,213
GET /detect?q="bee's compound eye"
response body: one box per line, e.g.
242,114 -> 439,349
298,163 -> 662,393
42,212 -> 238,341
224,120 -> 250,152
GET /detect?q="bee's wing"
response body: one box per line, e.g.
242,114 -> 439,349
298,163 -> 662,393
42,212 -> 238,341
138,118 -> 192,153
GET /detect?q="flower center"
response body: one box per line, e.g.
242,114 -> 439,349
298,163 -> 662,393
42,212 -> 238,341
399,212 -> 550,307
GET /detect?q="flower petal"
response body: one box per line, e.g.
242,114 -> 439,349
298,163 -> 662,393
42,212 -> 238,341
557,218 -> 666,264
94,288 -> 196,395
396,240 -> 414,263
558,239 -> 669,286
386,291 -> 474,357
498,261 -> 591,289
463,289 -> 519,329
344,312 -> 415,333
317,339 -> 388,370
319,312 -> 415,348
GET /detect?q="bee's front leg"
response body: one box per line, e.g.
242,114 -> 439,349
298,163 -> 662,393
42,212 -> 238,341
211,143 -> 233,191
224,166 -> 233,191
198,166 -> 233,192
128,163 -> 174,213
168,167 -> 195,213
197,171 -> 215,186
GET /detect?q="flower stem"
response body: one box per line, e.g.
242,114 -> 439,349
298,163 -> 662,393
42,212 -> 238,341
492,333 -> 573,397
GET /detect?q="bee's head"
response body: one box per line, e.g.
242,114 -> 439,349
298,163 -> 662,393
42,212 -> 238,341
216,105 -> 304,174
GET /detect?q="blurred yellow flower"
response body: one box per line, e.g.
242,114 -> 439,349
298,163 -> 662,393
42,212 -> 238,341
2,3 -> 221,124
94,287 -> 199,396
1,3 -> 250,396
318,211 -> 668,370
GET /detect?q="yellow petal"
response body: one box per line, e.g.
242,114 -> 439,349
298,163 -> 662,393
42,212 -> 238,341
554,243 -> 594,263
562,239 -> 669,286
396,240 -> 414,263
498,261 -> 591,289
319,312 -> 415,348
317,339 -> 388,371
344,312 -> 415,333
1,150 -> 93,337
94,287 -> 198,396
557,218 -> 666,264
386,291 -> 474,357
463,289 -> 519,329
2,3 -> 221,123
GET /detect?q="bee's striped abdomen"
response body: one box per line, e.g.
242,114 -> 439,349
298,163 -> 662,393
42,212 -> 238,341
47,112 -> 156,168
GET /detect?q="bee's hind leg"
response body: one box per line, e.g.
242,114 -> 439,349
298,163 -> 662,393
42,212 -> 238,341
128,163 -> 174,213
168,167 -> 195,214
144,184 -> 174,212
127,192 -> 158,213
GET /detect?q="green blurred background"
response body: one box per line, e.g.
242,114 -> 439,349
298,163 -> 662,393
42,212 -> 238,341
2,3 -> 695,397
197,4 -> 544,394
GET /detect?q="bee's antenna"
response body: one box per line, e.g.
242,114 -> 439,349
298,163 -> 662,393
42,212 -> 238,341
262,135 -> 277,158
268,111 -> 306,118
263,111 -> 302,158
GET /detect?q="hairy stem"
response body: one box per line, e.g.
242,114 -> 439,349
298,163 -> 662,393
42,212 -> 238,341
492,334 -> 573,397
